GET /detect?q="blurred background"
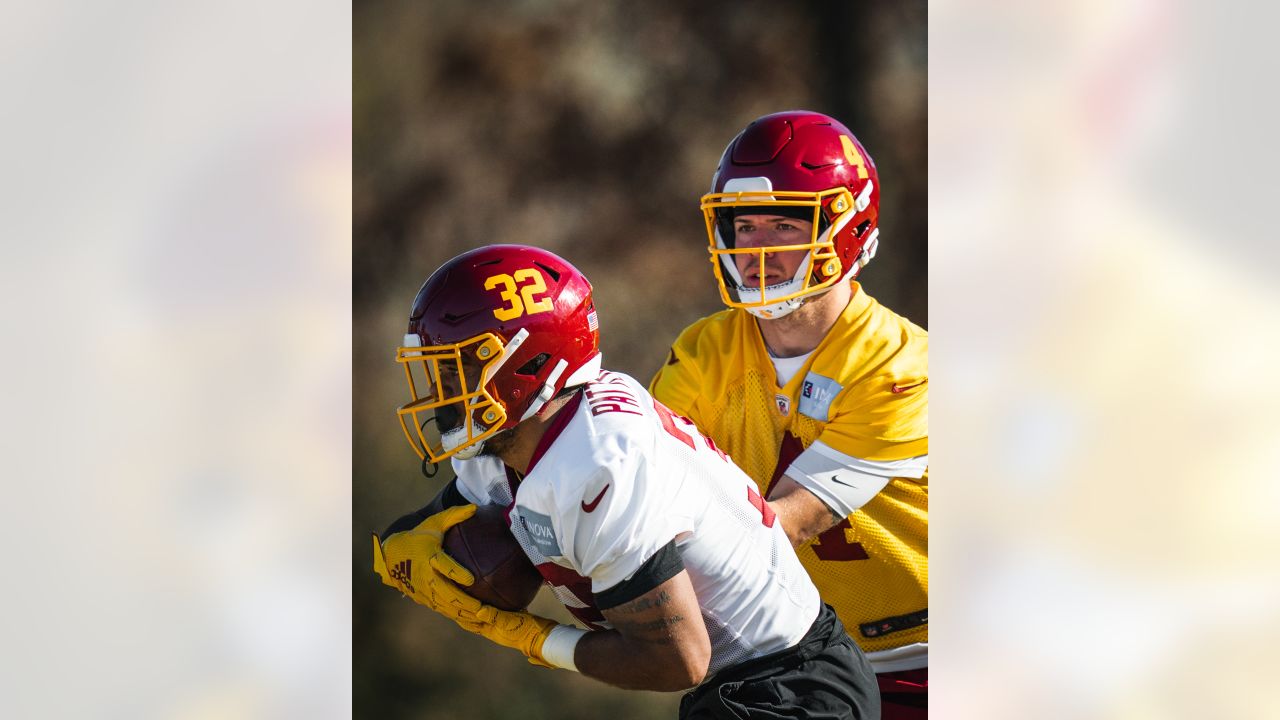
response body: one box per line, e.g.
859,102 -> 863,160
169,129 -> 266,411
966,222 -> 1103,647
353,1 -> 926,718
930,0 -> 1280,718
0,1 -> 351,718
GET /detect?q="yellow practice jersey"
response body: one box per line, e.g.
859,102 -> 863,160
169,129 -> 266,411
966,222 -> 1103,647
650,282 -> 928,655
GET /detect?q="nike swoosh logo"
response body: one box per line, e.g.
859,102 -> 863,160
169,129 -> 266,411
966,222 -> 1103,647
891,380 -> 927,394
581,484 -> 610,513
828,475 -> 856,488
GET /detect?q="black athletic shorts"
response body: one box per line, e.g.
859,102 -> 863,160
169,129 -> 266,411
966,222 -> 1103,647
679,604 -> 880,720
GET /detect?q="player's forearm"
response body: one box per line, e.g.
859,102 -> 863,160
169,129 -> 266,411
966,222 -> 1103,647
574,628 -> 710,691
770,482 -> 843,547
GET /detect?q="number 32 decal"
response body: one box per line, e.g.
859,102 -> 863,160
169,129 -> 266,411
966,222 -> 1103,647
485,269 -> 554,321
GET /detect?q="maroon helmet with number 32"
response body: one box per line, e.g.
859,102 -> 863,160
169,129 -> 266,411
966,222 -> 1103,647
396,245 -> 602,463
702,110 -> 881,319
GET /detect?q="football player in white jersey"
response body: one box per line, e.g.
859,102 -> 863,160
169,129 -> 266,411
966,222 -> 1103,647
372,244 -> 878,718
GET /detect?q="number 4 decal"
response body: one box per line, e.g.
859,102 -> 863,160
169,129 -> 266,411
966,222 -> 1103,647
840,135 -> 870,180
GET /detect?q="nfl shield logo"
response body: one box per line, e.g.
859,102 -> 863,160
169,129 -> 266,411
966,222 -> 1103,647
775,394 -> 791,416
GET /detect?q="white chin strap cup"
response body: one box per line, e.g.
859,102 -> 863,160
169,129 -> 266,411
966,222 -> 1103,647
444,425 -> 486,459
745,295 -> 804,320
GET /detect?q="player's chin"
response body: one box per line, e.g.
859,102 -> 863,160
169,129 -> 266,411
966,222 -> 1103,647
477,427 -> 514,457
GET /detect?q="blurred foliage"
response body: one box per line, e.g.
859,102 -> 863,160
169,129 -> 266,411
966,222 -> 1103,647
355,1 -> 925,717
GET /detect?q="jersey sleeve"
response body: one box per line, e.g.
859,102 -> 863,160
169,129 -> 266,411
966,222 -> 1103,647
815,375 -> 929,463
560,444 -> 693,594
787,439 -> 927,516
648,330 -> 704,418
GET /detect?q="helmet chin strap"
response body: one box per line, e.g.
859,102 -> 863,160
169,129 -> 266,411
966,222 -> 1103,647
745,295 -> 805,320
855,228 -> 880,270
519,351 -> 603,421
520,358 -> 568,421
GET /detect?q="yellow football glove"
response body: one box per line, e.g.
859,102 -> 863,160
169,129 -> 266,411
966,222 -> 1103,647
372,504 -> 489,622
455,606 -> 560,668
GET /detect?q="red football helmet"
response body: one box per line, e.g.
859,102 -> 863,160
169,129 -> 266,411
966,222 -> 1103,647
395,244 -> 602,463
701,110 -> 881,318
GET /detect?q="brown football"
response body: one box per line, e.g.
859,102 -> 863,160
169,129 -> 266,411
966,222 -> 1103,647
443,504 -> 543,611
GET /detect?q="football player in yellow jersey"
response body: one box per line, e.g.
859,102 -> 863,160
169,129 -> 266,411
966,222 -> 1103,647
650,111 -> 928,719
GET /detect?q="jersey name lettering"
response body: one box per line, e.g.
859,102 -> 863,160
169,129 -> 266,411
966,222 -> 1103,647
586,385 -> 643,416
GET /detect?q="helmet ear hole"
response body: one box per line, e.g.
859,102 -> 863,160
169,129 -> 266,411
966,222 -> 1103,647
515,352 -> 551,377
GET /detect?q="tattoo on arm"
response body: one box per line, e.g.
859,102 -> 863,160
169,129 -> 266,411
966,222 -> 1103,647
605,590 -> 686,638
609,590 -> 673,614
611,616 -> 686,635
583,570 -> 711,690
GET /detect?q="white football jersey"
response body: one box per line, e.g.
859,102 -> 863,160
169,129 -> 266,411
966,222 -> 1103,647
454,371 -> 820,676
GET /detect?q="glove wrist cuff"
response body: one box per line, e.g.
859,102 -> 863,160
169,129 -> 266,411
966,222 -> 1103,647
541,625 -> 587,672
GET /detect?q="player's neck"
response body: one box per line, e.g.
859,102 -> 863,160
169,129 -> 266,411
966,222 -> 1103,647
755,281 -> 852,358
495,392 -> 579,476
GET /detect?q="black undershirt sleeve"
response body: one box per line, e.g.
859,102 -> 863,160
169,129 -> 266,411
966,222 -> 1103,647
379,479 -> 468,538
593,539 -> 686,611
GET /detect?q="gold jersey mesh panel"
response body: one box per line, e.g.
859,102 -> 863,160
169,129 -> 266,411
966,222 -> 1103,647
652,283 -> 928,654
708,366 -> 785,484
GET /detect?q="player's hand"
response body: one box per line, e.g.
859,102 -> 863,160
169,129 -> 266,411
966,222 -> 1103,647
372,504 -> 488,621
454,606 -> 561,668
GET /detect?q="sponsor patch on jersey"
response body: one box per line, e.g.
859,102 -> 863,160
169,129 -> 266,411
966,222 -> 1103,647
799,372 -> 844,421
518,507 -> 561,557
775,394 -> 791,416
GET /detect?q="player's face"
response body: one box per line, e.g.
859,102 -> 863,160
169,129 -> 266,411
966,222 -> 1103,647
731,214 -> 814,287
432,353 -> 488,433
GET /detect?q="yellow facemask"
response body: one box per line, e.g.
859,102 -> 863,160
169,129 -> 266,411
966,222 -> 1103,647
395,330 -> 524,463
700,187 -> 855,318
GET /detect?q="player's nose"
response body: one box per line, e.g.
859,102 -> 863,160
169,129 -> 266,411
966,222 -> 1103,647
734,232 -> 780,251
438,371 -> 461,396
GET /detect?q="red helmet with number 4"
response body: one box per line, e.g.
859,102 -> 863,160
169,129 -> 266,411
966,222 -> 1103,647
702,110 -> 881,319
396,244 -> 602,463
